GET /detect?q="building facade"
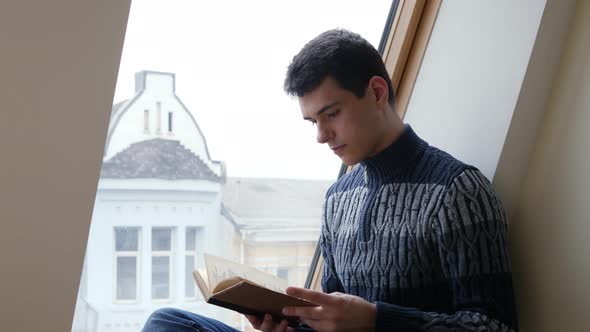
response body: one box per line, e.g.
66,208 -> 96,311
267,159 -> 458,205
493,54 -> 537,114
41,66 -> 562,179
73,71 -> 331,332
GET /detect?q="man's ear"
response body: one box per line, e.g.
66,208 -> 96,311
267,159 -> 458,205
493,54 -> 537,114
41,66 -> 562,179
368,76 -> 389,107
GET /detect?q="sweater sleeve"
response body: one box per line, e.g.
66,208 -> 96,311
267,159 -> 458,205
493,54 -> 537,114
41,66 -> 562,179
374,169 -> 518,332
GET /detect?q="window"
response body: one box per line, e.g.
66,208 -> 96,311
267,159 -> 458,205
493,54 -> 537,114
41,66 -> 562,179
382,0 -> 443,118
144,109 -> 149,132
156,101 -> 162,133
277,267 -> 289,281
114,227 -> 141,302
185,227 -> 204,299
75,1 -> 405,330
152,227 -> 174,301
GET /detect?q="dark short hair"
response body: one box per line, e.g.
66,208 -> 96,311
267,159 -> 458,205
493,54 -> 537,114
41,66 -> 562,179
284,29 -> 394,106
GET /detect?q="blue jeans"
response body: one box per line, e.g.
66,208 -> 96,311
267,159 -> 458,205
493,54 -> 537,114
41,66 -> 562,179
142,308 -> 316,332
142,308 -> 241,332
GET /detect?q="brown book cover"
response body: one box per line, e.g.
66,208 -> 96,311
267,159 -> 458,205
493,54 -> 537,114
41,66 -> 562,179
193,254 -> 317,327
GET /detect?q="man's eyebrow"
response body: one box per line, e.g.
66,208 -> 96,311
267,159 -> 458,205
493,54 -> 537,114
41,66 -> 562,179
303,101 -> 339,120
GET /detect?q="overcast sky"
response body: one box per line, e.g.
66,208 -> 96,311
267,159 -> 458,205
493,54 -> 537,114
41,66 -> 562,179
114,0 -> 392,180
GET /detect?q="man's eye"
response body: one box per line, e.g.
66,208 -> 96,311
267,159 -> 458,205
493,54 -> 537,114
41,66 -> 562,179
327,110 -> 340,118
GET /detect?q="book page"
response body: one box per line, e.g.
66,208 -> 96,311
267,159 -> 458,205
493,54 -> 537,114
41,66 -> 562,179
204,254 -> 288,293
192,269 -> 211,300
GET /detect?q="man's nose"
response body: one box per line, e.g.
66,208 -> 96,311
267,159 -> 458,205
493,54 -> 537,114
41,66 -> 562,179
316,123 -> 332,144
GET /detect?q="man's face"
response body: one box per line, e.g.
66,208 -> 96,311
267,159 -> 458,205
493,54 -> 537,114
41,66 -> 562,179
299,76 -> 386,166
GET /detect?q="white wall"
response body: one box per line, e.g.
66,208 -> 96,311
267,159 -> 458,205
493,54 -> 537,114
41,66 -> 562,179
404,0 -> 547,179
401,1 -> 584,330
508,0 -> 590,330
83,179 -> 226,331
0,1 -> 131,331
494,0 -> 578,219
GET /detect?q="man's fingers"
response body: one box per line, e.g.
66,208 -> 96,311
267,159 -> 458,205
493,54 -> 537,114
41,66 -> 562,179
244,314 -> 261,328
299,318 -> 321,332
260,313 -> 285,332
285,287 -> 338,306
258,314 -> 272,331
282,305 -> 325,320
300,318 -> 335,332
274,319 -> 288,332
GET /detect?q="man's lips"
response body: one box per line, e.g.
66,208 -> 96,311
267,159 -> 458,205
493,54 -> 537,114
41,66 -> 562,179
330,144 -> 346,153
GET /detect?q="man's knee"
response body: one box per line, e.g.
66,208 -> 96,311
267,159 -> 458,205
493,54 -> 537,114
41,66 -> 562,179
147,307 -> 183,320
143,307 -> 200,331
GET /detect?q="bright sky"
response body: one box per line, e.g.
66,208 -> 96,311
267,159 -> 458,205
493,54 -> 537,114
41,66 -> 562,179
114,0 -> 392,180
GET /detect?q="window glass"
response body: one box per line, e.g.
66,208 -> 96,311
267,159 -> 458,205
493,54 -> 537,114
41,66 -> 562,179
152,257 -> 171,300
152,228 -> 172,251
151,228 -> 173,300
277,267 -> 289,281
114,227 -> 140,302
186,228 -> 196,251
185,255 -> 196,298
144,110 -> 150,132
184,227 -> 203,299
116,257 -> 137,300
115,228 -> 138,251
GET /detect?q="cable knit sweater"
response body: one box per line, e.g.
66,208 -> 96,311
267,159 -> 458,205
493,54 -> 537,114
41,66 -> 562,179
320,126 -> 518,331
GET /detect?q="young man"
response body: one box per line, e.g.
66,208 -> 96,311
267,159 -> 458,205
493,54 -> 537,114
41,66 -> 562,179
143,29 -> 518,332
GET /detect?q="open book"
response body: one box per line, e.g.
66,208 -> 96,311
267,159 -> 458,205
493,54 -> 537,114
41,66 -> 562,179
193,254 -> 316,327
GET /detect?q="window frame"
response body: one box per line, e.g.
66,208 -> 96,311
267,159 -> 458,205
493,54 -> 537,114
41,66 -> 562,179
385,0 -> 443,119
156,101 -> 162,133
184,226 -> 204,300
113,226 -> 142,304
144,109 -> 150,133
151,226 -> 175,303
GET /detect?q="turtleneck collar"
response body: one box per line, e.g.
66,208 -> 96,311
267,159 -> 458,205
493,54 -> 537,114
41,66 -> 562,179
360,125 -> 428,185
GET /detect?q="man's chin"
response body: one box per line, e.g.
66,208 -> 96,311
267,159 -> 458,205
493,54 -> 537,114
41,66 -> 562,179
339,156 -> 360,167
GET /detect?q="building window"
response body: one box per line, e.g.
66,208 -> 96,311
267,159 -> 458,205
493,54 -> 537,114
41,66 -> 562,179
277,267 -> 289,281
114,227 -> 141,302
168,112 -> 173,133
144,109 -> 149,132
152,227 -> 174,301
156,101 -> 162,133
185,227 -> 204,299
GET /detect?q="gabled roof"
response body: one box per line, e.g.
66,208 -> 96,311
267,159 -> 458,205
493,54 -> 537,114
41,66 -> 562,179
100,138 -> 222,182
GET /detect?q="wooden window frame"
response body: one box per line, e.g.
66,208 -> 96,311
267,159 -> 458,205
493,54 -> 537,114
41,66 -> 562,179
304,0 -> 442,291
386,0 -> 443,119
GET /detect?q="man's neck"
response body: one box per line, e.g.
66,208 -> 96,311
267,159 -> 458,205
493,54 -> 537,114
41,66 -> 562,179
369,113 -> 405,158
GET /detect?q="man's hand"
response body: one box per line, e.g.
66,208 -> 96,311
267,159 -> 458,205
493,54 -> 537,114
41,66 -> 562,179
244,313 -> 295,332
282,287 -> 376,332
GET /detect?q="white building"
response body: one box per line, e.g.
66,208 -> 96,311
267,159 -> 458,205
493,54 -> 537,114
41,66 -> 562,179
73,71 -> 331,332
75,71 -> 234,331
